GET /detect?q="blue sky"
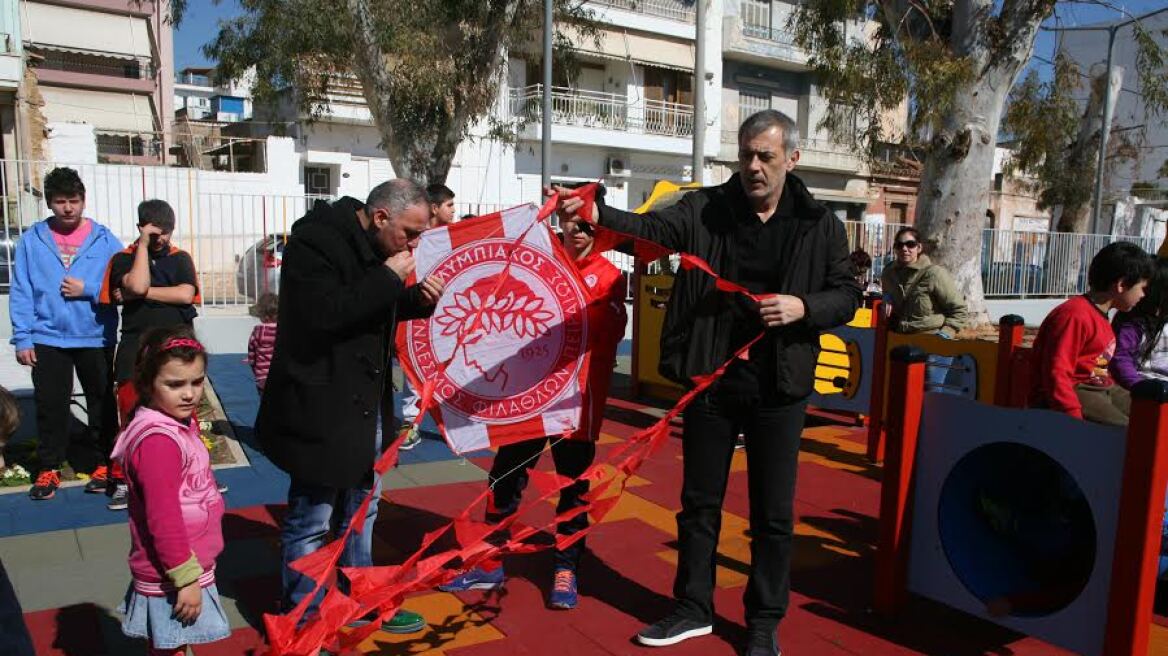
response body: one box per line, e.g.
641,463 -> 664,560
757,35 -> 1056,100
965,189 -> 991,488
173,0 -> 242,70
172,0 -> 1164,73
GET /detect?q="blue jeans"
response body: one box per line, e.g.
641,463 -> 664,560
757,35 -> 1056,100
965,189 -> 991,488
925,354 -> 956,391
281,421 -> 382,616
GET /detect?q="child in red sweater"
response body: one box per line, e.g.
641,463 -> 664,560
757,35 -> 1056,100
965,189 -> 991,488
1030,241 -> 1153,425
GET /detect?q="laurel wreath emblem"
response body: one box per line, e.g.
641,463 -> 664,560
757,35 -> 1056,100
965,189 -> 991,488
435,289 -> 555,339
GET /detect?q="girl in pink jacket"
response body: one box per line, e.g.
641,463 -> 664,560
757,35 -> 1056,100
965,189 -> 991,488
111,326 -> 228,655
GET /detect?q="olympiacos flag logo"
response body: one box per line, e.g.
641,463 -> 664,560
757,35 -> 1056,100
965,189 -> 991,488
401,204 -> 591,454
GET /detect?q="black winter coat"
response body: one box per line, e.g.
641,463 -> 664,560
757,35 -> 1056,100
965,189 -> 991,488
257,197 -> 433,488
598,172 -> 861,399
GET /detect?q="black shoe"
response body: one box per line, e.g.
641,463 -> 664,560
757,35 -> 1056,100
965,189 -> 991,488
83,465 -> 110,494
743,632 -> 781,656
635,611 -> 712,647
107,483 -> 129,511
29,470 -> 61,501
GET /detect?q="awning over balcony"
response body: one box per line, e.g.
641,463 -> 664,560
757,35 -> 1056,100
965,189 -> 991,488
40,87 -> 157,133
24,2 -> 153,59
569,27 -> 695,73
29,43 -> 143,62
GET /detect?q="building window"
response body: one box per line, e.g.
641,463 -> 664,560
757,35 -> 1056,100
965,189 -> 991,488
738,86 -> 770,126
741,0 -> 772,38
304,166 -> 334,196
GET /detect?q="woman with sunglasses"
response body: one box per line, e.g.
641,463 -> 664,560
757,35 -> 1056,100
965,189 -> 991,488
880,226 -> 970,391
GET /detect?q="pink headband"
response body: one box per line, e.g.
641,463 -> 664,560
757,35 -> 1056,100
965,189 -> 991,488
161,337 -> 204,353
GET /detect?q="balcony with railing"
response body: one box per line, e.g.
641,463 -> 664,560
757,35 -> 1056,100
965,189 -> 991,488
723,0 -> 808,67
587,0 -> 695,23
30,48 -> 156,93
509,85 -> 694,146
96,130 -> 164,164
175,72 -> 212,87
798,137 -> 864,173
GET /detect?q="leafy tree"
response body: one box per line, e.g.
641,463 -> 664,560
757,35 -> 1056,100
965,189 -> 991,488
789,0 -> 1168,318
169,0 -> 595,184
1002,53 -> 1159,294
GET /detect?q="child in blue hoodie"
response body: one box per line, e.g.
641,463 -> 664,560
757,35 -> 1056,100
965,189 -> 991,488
8,167 -> 123,501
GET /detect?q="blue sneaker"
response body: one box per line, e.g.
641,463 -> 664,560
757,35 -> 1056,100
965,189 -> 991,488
548,568 -> 578,609
438,564 -> 504,591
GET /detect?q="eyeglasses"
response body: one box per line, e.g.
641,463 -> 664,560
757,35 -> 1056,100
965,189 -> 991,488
563,223 -> 593,236
895,240 -> 919,250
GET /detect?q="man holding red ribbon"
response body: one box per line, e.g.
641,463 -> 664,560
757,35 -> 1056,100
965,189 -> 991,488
557,110 -> 860,656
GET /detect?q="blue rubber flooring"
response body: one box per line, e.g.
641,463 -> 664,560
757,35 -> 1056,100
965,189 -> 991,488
0,352 -> 501,537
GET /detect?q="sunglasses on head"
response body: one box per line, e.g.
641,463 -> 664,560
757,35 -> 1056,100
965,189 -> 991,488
895,240 -> 919,249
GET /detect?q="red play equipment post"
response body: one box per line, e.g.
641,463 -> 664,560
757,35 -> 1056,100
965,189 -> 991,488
993,315 -> 1025,407
1103,379 -> 1168,655
873,345 -> 927,616
866,304 -> 891,462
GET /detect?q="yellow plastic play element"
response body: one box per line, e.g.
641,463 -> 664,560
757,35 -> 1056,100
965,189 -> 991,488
882,331 -> 1000,402
631,180 -> 701,400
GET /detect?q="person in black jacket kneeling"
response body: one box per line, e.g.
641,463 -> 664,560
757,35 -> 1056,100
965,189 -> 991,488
257,179 -> 444,635
557,110 -> 860,656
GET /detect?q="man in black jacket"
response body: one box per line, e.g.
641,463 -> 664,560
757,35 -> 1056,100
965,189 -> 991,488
258,179 -> 444,633
558,110 -> 860,656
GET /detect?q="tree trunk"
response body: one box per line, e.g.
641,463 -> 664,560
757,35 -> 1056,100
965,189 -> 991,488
914,71 -> 1015,323
1045,67 -> 1123,295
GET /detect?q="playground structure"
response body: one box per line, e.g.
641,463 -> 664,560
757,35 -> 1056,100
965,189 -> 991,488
874,348 -> 1168,656
625,180 -> 1168,655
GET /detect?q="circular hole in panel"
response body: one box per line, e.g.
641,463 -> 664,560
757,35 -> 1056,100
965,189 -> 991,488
938,442 -> 1096,617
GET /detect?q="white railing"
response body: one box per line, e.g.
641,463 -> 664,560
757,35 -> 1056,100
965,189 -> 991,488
509,85 -> 694,138
841,220 -> 1160,299
588,0 -> 695,22
739,0 -> 798,45
980,229 -> 1159,298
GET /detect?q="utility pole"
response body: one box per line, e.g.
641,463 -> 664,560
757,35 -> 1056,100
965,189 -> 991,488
541,0 -> 553,189
692,0 -> 706,184
1044,6 -> 1168,232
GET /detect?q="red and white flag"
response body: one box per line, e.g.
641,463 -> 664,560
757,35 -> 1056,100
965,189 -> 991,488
398,203 -> 592,454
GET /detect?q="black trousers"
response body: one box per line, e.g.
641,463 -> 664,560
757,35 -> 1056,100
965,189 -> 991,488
30,344 -> 116,474
0,559 -> 34,656
487,437 -> 597,570
675,392 -> 806,633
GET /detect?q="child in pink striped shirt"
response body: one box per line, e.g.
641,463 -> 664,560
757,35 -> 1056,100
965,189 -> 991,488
246,293 -> 279,393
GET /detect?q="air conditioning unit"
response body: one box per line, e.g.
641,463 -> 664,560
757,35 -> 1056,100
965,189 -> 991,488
607,157 -> 631,178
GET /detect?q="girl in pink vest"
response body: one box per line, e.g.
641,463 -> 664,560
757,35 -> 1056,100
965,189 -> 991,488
111,326 -> 228,655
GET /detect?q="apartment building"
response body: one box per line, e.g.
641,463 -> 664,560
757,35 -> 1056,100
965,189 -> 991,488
222,0 -> 909,217
174,66 -> 251,122
21,0 -> 173,164
716,0 -> 917,222
0,0 -> 23,162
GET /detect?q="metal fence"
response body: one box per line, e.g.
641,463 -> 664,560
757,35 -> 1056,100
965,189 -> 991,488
587,0 -> 695,22
0,156 -> 1156,307
841,221 -> 1159,298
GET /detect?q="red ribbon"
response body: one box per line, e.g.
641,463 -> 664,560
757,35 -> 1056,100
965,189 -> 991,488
263,186 -> 765,655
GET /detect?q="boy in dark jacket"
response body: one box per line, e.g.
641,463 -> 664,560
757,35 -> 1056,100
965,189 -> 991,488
8,167 -> 122,501
558,110 -> 860,656
258,179 -> 444,634
97,199 -> 201,508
